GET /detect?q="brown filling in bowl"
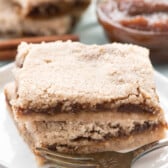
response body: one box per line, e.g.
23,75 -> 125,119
97,0 -> 168,63
99,0 -> 168,32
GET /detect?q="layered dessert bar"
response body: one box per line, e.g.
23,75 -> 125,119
12,0 -> 91,17
5,41 -> 167,164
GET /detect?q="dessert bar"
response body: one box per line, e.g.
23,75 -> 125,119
5,41 -> 167,164
12,0 -> 91,17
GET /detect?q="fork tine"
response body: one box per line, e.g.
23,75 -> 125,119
44,164 -> 68,168
46,164 -> 72,168
36,147 -> 99,168
44,154 -> 99,168
36,147 -> 94,161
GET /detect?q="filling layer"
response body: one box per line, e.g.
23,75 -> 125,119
15,117 -> 166,155
16,103 -> 158,115
24,120 -> 162,146
6,82 -> 165,123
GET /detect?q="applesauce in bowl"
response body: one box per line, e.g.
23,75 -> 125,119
97,0 -> 168,63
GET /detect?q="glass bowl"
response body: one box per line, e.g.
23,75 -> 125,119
96,0 -> 168,64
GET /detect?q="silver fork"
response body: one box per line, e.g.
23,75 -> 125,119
36,139 -> 168,168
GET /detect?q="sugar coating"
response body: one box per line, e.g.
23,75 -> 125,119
12,41 -> 160,113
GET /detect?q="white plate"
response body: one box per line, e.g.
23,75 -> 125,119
0,64 -> 168,168
1,2 -> 168,167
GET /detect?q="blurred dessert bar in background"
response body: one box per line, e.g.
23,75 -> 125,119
0,0 -> 90,37
5,41 -> 167,164
118,0 -> 168,15
12,0 -> 91,17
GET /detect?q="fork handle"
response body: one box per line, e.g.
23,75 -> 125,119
132,139 -> 168,164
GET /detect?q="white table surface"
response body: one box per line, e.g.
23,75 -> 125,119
1,1 -> 168,77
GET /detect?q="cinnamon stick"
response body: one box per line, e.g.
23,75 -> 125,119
0,50 -> 17,61
0,34 -> 79,50
0,34 -> 79,61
